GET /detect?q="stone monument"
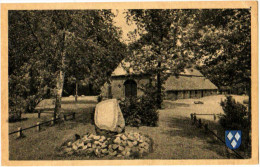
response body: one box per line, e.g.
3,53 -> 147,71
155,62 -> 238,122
94,99 -> 125,136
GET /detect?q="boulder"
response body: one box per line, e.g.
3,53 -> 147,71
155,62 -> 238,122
63,147 -> 73,154
101,148 -> 108,154
94,136 -> 101,140
114,137 -> 121,144
94,99 -> 125,134
121,134 -> 127,141
132,141 -> 138,146
127,141 -> 134,147
83,144 -> 89,149
86,143 -> 92,148
112,144 -> 119,150
72,144 -> 78,151
109,150 -> 117,156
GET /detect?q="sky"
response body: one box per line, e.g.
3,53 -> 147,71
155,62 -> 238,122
112,9 -> 137,44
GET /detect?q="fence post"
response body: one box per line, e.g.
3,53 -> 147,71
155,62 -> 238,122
17,127 -> 22,138
213,114 -> 216,121
38,111 -> 41,118
37,122 -> 41,131
198,119 -> 202,128
212,130 -> 218,141
72,112 -> 75,120
192,114 -> 197,125
51,117 -> 55,126
204,123 -> 208,133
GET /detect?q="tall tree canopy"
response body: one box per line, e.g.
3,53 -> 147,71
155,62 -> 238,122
189,9 -> 251,94
125,9 -> 251,108
9,10 -> 126,119
125,9 -> 196,108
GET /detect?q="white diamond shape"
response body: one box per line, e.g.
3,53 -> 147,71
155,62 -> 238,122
235,132 -> 240,141
231,140 -> 237,148
227,132 -> 233,140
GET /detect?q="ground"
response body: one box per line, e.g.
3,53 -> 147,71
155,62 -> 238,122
9,95 -> 249,160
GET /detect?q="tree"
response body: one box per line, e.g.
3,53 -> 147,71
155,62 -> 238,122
125,10 -> 195,108
186,9 -> 251,95
9,11 -> 57,120
64,11 -> 126,101
8,10 -> 126,120
125,9 -> 251,108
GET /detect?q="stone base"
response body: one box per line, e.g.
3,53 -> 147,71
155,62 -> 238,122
95,126 -> 125,138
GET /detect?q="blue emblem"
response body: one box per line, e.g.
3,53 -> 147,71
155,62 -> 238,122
225,130 -> 242,149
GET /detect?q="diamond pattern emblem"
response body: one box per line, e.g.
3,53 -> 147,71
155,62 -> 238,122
226,130 -> 241,149
231,140 -> 237,148
227,132 -> 233,140
235,132 -> 240,141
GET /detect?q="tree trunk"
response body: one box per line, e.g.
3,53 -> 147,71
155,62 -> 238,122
54,30 -> 66,121
75,81 -> 78,102
54,68 -> 65,121
157,61 -> 162,109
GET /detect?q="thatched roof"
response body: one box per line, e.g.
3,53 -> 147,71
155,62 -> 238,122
111,62 -> 218,91
111,62 -> 204,77
164,75 -> 218,91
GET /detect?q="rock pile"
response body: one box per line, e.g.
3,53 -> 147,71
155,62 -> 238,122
60,132 -> 152,158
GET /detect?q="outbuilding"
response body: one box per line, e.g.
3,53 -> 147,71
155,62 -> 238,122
101,64 -> 218,100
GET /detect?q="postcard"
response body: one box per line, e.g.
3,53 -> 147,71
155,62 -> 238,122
1,1 -> 258,165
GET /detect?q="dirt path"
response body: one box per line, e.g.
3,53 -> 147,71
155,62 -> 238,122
126,109 -> 231,159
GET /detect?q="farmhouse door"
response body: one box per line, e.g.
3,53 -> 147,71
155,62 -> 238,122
124,79 -> 137,98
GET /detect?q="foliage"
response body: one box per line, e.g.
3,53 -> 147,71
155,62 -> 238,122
9,10 -> 126,119
119,84 -> 159,127
97,95 -> 103,102
219,96 -> 249,129
125,9 -> 251,108
125,9 -> 195,108
190,9 -> 251,95
219,96 -> 251,149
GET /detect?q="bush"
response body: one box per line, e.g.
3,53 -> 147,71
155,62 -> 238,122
219,96 -> 249,129
97,95 -> 103,102
219,96 -> 251,150
9,95 -> 27,122
119,84 -> 159,127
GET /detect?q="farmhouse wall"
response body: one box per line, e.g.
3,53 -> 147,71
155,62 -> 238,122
165,91 -> 178,100
165,89 -> 218,101
101,76 -> 150,99
190,90 -> 195,98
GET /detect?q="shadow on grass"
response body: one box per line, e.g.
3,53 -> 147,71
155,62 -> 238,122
61,100 -> 97,105
9,117 -> 28,123
62,106 -> 95,125
163,116 -> 238,159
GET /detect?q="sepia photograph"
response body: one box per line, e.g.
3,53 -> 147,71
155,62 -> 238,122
1,1 -> 258,166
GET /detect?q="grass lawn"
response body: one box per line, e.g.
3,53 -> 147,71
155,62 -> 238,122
9,95 -> 250,160
9,96 -> 97,133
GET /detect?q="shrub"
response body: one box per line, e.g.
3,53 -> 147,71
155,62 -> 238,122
119,84 -> 159,127
97,95 -> 103,102
9,95 -> 27,122
219,96 -> 249,129
219,96 -> 251,150
119,97 -> 142,127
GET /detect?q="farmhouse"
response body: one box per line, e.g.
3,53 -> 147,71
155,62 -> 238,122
101,63 -> 218,100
